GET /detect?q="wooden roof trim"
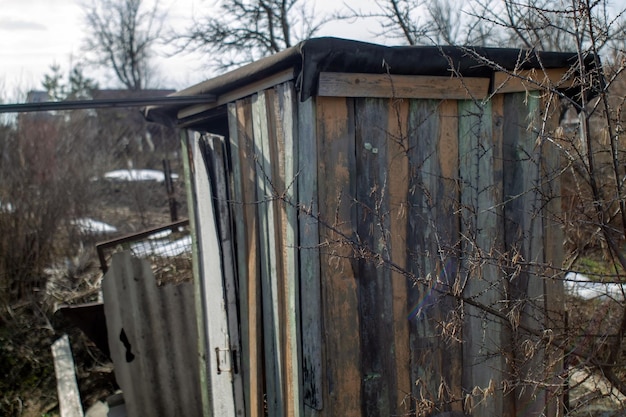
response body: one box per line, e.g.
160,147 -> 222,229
317,72 -> 491,100
492,67 -> 574,94
177,68 -> 295,120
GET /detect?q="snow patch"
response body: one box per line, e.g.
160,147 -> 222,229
148,229 -> 173,240
102,169 -> 178,183
72,218 -> 118,234
0,200 -> 14,213
564,272 -> 625,300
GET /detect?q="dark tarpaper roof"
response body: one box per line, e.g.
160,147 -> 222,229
145,37 -> 597,125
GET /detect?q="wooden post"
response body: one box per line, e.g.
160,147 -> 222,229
162,158 -> 178,222
51,334 -> 84,417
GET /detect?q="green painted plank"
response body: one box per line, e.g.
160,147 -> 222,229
502,92 -> 547,416
297,96 -> 324,415
458,98 -> 506,417
274,82 -> 303,417
252,90 -> 284,417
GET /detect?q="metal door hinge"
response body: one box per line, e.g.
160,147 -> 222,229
215,347 -> 239,375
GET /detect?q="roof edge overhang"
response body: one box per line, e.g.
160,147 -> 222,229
145,37 -> 599,127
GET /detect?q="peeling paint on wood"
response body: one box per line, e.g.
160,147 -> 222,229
193,82 -> 564,417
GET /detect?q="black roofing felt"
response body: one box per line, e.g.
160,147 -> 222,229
145,37 -> 597,124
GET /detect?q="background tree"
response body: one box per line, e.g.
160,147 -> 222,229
82,0 -> 163,90
42,64 -> 99,101
174,0 -> 330,70
361,0 -> 626,52
341,0 -> 497,46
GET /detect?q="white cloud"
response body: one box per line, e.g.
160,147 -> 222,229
0,17 -> 46,31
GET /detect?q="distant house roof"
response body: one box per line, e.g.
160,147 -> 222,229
26,91 -> 50,103
145,37 -> 598,127
93,89 -> 175,100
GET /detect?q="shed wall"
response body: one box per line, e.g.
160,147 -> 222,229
195,80 -> 563,417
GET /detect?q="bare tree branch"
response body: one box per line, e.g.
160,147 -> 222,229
82,0 -> 164,90
172,0 -> 328,71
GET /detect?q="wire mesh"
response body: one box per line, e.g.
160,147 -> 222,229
96,219 -> 193,286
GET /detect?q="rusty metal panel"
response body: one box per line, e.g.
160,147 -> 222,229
102,250 -> 202,417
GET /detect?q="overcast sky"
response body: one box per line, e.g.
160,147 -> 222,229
0,0 -> 376,97
2,0 -> 626,99
0,0 -> 233,94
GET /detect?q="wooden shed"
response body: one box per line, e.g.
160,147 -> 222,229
146,37 -> 593,417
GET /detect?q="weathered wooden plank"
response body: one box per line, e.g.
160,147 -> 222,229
502,92 -> 548,416
316,96 -> 361,417
492,68 -> 573,94
51,334 -> 83,417
267,84 -> 289,416
192,134 -> 238,417
354,97 -> 396,417
318,72 -> 490,100
178,67 -> 296,119
205,133 -> 246,416
459,97 -> 506,417
252,90 -> 284,417
540,95 -> 565,417
406,99 -> 440,414
298,96 -> 324,415
436,99 -> 464,413
232,97 -> 265,417
406,99 -> 463,413
386,98 -> 411,413
181,129 -> 212,417
272,81 -> 303,417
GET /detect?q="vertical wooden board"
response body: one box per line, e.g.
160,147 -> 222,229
206,133 -> 246,416
273,82 -> 303,417
458,98 -> 506,417
233,98 -> 265,417
406,99 -> 462,413
540,95 -> 565,417
181,129 -> 212,417
252,90 -> 284,417
354,97 -> 396,417
298,96 -> 324,414
502,92 -> 547,416
265,89 -> 288,407
407,99 -> 439,411
436,99 -> 464,412
315,96 -> 361,417
192,135 -> 238,417
386,98 -> 411,412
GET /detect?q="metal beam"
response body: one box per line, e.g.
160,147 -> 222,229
0,95 -> 215,113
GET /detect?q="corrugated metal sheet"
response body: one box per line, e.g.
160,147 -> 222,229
102,250 -> 202,417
